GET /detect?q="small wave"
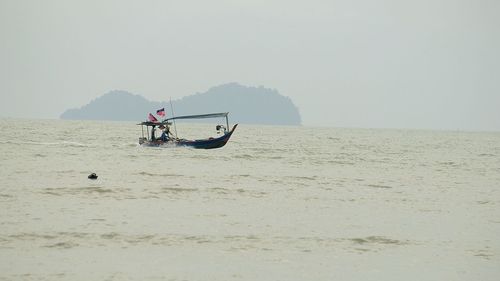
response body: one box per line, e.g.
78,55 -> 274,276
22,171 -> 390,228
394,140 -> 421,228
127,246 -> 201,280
292,176 -> 318,181
8,233 -> 58,240
207,187 -> 266,198
41,186 -> 115,196
57,232 -> 90,239
84,187 -> 114,193
160,187 -> 198,193
478,153 -> 496,157
60,141 -> 88,147
137,171 -> 183,177
267,156 -> 284,160
1,140 -> 89,148
468,249 -> 494,260
44,241 -> 78,249
208,187 -> 246,195
2,231 -> 415,253
207,187 -> 229,194
230,174 -> 251,179
234,154 -> 254,160
476,201 -> 491,205
419,208 -> 442,213
327,160 -> 355,165
367,184 -> 393,189
101,232 -> 120,239
349,236 -> 408,245
126,235 -> 156,245
439,161 -> 460,167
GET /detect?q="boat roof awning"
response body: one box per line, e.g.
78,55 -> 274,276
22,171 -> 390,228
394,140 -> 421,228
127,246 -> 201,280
137,112 -> 228,126
137,121 -> 172,126
165,112 -> 228,121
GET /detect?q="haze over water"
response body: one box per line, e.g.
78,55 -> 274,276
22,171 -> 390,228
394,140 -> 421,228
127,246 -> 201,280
1,119 -> 499,280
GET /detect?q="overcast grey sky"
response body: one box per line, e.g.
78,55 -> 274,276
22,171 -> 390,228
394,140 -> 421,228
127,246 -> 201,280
1,0 -> 499,130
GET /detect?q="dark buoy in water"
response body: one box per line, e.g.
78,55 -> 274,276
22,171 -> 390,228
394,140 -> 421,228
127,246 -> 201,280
88,173 -> 98,180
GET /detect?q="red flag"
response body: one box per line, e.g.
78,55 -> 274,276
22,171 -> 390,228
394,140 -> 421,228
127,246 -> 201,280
156,108 -> 165,117
148,113 -> 158,122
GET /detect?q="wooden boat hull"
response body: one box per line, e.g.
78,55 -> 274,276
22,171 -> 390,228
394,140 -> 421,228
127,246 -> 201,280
141,124 -> 238,149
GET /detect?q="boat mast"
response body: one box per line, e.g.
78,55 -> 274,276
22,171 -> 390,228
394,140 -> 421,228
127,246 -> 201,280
169,97 -> 178,138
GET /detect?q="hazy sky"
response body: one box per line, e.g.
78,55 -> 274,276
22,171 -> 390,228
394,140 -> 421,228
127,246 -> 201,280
1,0 -> 499,130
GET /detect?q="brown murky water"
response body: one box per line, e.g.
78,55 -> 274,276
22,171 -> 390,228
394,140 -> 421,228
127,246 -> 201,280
1,119 -> 499,280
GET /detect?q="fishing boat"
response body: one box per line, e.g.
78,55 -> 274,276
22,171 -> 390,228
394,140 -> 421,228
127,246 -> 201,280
138,112 -> 238,149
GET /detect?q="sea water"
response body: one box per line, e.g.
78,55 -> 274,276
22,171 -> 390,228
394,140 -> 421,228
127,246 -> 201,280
0,119 -> 499,280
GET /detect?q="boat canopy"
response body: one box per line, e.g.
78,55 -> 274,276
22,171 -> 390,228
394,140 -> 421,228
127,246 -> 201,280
137,112 -> 229,126
137,121 -> 171,126
165,112 -> 228,121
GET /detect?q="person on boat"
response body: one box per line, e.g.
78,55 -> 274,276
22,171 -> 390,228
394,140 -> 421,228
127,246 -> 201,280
160,124 -> 170,141
151,126 -> 156,141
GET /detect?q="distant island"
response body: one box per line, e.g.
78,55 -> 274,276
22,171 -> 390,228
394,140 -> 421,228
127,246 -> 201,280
60,83 -> 301,125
